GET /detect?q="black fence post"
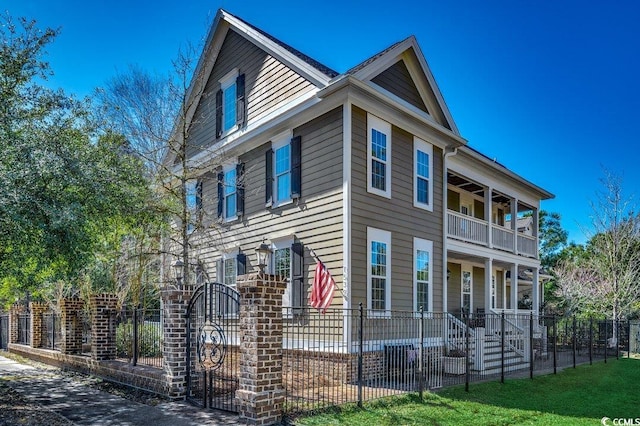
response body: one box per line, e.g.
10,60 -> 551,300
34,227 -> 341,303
552,315 -> 557,374
419,306 -> 425,400
357,303 -> 363,408
604,320 -> 608,364
589,317 -> 593,365
616,320 -> 620,360
501,312 -> 505,384
572,317 -> 577,368
132,307 -> 139,366
465,314 -> 470,392
529,314 -> 534,379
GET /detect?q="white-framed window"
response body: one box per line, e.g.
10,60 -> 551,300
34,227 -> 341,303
367,227 -> 391,315
222,252 -> 237,288
219,69 -> 239,134
185,179 -> 200,234
223,163 -> 237,220
367,113 -> 391,198
462,268 -> 472,314
273,133 -> 292,206
491,275 -> 497,309
414,137 -> 433,211
271,238 -> 294,318
413,238 -> 433,312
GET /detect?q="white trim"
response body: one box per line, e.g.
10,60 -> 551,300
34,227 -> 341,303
271,238 -> 294,319
342,100 -> 352,348
413,137 -> 434,212
366,113 -> 392,199
461,265 -> 473,313
367,227 -> 391,317
222,162 -> 238,222
219,68 -> 239,87
221,248 -> 239,287
413,238 -> 433,312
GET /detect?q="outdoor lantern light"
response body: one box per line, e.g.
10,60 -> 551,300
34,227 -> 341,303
255,239 -> 272,273
447,269 -> 451,280
172,259 -> 184,283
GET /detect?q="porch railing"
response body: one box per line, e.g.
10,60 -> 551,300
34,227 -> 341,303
447,211 -> 488,245
517,234 -> 537,258
492,226 -> 514,251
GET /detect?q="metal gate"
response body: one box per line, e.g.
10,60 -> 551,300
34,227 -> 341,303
0,314 -> 8,350
186,282 -> 240,412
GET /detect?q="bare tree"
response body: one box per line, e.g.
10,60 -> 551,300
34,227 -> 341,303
554,173 -> 640,332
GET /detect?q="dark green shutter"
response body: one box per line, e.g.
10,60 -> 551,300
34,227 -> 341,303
474,199 -> 485,220
217,171 -> 223,218
290,136 -> 301,199
291,242 -> 304,313
215,89 -> 223,138
195,179 -> 203,217
236,163 -> 245,216
447,190 -> 460,211
265,148 -> 273,207
236,253 -> 246,276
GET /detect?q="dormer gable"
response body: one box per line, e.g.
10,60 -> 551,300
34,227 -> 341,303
347,36 -> 459,135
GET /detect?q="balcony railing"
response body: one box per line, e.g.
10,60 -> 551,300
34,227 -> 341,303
447,210 -> 537,258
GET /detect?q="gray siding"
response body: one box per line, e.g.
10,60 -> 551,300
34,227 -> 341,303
191,107 -> 344,308
371,60 -> 428,114
447,262 -> 461,313
472,266 -> 485,312
185,29 -> 316,159
350,106 -> 444,312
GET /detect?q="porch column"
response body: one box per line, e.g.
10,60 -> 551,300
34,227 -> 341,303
485,187 -> 492,248
511,198 -> 518,255
531,268 -> 540,315
484,259 -> 492,311
60,298 -> 84,354
510,263 -> 519,313
30,302 -> 47,348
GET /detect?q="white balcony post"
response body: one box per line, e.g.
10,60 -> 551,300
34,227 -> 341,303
510,263 -> 519,314
485,187 -> 492,248
532,267 -> 540,315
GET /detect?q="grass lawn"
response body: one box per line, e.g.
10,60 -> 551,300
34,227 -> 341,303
294,358 -> 640,425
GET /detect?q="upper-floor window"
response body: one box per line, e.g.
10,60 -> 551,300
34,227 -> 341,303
186,179 -> 202,233
367,227 -> 391,315
414,238 -> 433,312
265,133 -> 301,208
414,137 -> 433,211
217,162 -> 244,221
367,113 -> 391,198
216,69 -> 245,138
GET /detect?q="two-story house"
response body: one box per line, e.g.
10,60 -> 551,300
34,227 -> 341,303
167,9 -> 553,372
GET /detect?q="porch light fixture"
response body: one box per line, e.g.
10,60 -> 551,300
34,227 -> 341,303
255,239 -> 272,273
447,269 -> 451,280
172,259 -> 184,283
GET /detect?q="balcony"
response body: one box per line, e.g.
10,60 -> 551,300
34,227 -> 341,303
447,210 -> 537,258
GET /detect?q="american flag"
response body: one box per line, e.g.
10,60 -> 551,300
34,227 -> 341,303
309,260 -> 336,314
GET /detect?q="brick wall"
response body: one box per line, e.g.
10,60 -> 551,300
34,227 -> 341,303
60,298 -> 84,354
90,294 -> 118,360
29,302 -> 47,348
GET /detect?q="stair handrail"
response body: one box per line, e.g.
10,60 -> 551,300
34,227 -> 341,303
446,312 -> 475,352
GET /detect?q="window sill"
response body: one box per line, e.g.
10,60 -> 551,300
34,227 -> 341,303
366,187 -> 391,199
413,201 -> 434,212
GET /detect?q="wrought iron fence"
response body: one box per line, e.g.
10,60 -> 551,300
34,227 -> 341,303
115,307 -> 163,369
80,309 -> 92,355
282,306 -> 631,415
17,312 -> 30,345
41,312 -> 62,351
0,314 -> 8,350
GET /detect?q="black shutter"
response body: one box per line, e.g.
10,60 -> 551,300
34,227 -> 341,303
236,163 -> 245,216
265,148 -> 273,207
217,171 -> 224,218
195,179 -> 203,216
215,88 -> 223,138
291,242 -> 304,313
236,73 -> 245,127
236,253 -> 246,276
290,135 -> 301,199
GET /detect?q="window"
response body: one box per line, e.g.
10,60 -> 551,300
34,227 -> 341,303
217,252 -> 245,317
223,164 -> 237,219
462,269 -> 472,314
272,239 -> 293,318
215,69 -> 245,138
367,227 -> 391,314
491,275 -> 497,309
414,238 -> 433,312
185,179 -> 202,233
367,114 -> 392,198
223,257 -> 237,288
218,163 -> 244,221
414,137 -> 433,211
265,133 -> 301,208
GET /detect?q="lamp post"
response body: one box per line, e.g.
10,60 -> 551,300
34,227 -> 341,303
172,259 -> 184,286
255,240 -> 272,274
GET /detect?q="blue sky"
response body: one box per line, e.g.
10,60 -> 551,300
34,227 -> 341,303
8,0 -> 640,245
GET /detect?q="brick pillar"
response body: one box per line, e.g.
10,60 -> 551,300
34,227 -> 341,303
30,302 -> 47,348
60,298 -> 84,354
162,287 -> 190,399
236,273 -> 287,426
9,304 -> 24,344
90,294 -> 118,360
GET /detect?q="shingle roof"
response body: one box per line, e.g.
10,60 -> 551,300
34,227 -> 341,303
226,10 -> 339,79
